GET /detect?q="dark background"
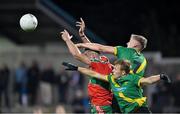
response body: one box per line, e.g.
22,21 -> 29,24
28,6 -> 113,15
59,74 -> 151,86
0,0 -> 180,57
53,0 -> 180,57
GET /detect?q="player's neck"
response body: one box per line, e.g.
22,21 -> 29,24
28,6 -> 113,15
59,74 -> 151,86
114,73 -> 123,79
133,47 -> 141,53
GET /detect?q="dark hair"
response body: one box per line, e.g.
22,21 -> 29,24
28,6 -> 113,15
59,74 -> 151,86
131,34 -> 148,51
114,59 -> 131,74
83,48 -> 100,54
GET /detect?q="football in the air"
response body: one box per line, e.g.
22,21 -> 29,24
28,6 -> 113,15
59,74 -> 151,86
19,13 -> 38,31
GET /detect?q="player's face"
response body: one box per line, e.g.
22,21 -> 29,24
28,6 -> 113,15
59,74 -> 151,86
127,37 -> 140,48
113,64 -> 122,77
113,64 -> 126,78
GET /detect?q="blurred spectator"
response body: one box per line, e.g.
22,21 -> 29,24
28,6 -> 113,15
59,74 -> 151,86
171,73 -> 180,107
67,71 -> 84,104
40,64 -> 55,105
56,105 -> 66,114
27,60 -> 40,106
70,72 -> 84,87
0,64 -> 10,108
33,107 -> 43,114
151,82 -> 171,112
56,70 -> 70,104
72,89 -> 88,113
14,62 -> 28,106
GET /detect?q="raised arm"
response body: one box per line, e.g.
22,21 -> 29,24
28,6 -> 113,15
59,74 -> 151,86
76,43 -> 115,54
76,18 -> 91,43
140,74 -> 171,86
62,62 -> 108,81
60,30 -> 91,65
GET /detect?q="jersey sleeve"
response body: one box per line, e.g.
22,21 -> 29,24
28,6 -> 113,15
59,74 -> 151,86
90,61 -> 94,67
105,75 -> 109,81
114,46 -> 130,58
131,75 -> 143,87
90,61 -> 96,69
106,75 -> 113,83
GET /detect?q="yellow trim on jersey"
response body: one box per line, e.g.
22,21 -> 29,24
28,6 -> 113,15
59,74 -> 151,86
135,97 -> 146,106
105,75 -> 109,81
138,78 -> 144,87
111,75 -> 120,87
114,47 -> 118,56
130,70 -> 133,74
136,58 -> 147,73
119,92 -> 146,107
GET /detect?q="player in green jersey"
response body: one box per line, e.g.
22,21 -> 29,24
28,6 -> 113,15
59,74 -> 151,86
62,60 -> 171,113
76,34 -> 147,76
76,34 -> 148,112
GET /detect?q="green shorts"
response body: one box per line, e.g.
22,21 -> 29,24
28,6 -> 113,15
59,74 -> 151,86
90,105 -> 112,114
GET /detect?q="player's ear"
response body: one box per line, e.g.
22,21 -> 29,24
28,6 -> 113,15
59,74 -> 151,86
122,71 -> 126,75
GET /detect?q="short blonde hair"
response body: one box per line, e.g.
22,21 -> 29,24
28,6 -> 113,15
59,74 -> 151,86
131,34 -> 148,51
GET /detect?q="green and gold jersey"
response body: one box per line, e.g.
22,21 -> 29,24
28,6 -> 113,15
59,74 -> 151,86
106,74 -> 147,113
114,46 -> 147,77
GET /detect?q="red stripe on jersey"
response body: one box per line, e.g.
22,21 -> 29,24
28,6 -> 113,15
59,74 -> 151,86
88,83 -> 113,106
88,57 -> 113,106
90,61 -> 113,75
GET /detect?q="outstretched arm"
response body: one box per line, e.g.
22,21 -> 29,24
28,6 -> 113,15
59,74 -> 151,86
62,62 -> 108,81
78,67 -> 107,81
140,75 -> 160,86
140,74 -> 171,86
76,43 -> 115,54
76,18 -> 91,43
60,30 -> 91,65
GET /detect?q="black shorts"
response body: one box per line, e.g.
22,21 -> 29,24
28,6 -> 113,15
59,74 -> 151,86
134,107 -> 151,113
112,95 -> 121,113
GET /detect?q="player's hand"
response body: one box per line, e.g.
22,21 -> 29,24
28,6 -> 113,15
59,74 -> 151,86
160,73 -> 171,83
76,18 -> 85,37
60,30 -> 73,41
62,62 -> 78,71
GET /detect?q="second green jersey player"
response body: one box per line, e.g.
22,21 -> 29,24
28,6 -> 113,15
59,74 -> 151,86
107,73 -> 147,113
62,60 -> 171,113
114,45 -> 146,76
